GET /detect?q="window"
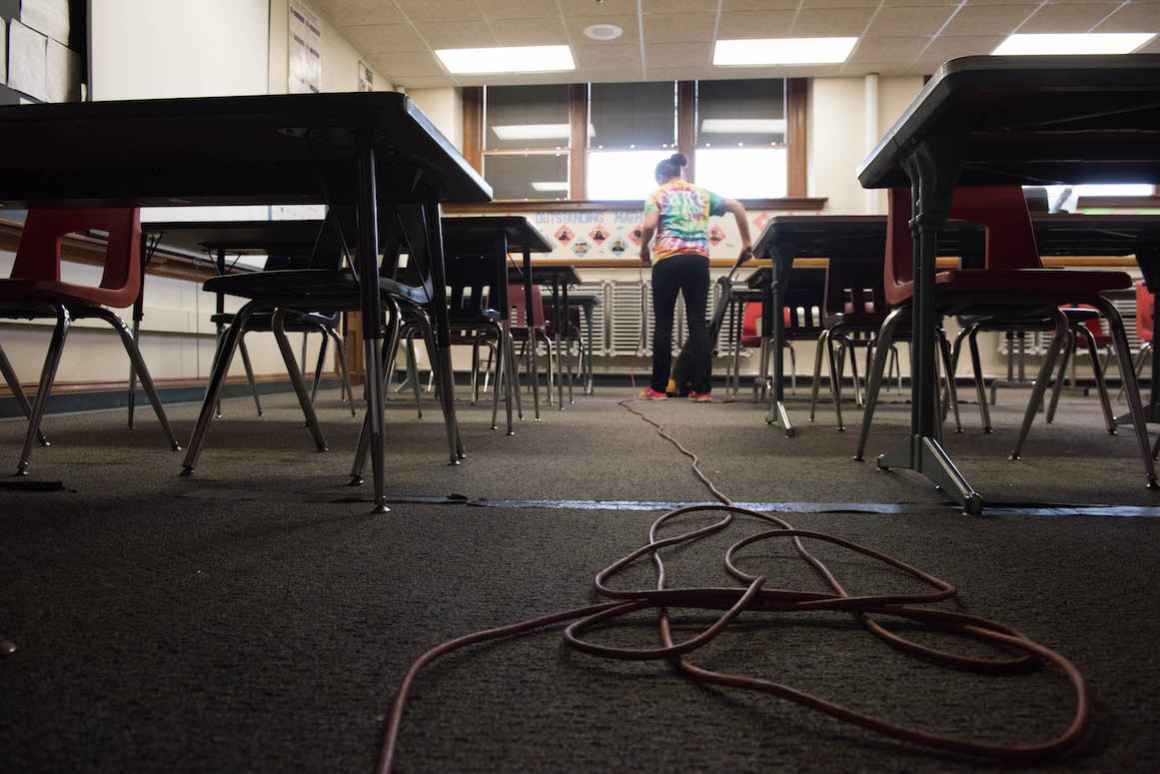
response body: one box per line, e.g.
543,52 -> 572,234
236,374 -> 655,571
483,85 -> 571,200
587,82 -> 677,200
1038,184 -> 1156,212
694,79 -> 787,199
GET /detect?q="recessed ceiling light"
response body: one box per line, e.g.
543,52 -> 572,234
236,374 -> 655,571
701,119 -> 787,134
492,124 -> 571,141
713,37 -> 858,66
584,23 -> 623,41
993,33 -> 1156,56
435,45 -> 575,75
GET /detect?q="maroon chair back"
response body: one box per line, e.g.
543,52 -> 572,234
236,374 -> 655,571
11,208 -> 142,308
508,283 -> 547,331
1138,280 -> 1155,344
885,186 -> 1040,306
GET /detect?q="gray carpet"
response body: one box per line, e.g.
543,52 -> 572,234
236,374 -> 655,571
1,386 -> 1159,771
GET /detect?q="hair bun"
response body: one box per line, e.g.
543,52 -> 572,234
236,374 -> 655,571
670,153 -> 688,167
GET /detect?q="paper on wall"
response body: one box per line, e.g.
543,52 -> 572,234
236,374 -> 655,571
9,20 -> 47,102
288,1 -> 322,95
20,0 -> 70,46
46,39 -> 80,102
358,60 -> 373,92
0,19 -> 7,86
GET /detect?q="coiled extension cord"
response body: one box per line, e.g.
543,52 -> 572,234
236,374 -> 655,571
375,399 -> 1088,772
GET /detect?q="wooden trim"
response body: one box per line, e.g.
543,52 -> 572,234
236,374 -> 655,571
677,81 -> 696,182
1077,195 -> 1160,210
462,86 -> 484,174
568,84 -> 588,200
786,78 -> 808,198
444,197 -> 827,214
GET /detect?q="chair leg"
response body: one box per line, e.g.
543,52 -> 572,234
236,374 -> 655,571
237,333 -> 263,417
848,337 -> 864,407
855,307 -> 905,462
890,345 -> 902,391
808,330 -> 828,422
0,342 -> 49,447
541,333 -> 556,407
1046,328 -> 1074,425
405,334 -> 423,419
491,329 -> 506,432
938,329 -> 962,434
826,330 -> 845,432
1117,342 -> 1150,403
418,316 -> 463,461
326,327 -> 357,418
1011,311 -> 1070,461
88,307 -> 182,453
502,328 -> 517,434
16,304 -> 70,475
788,341 -> 797,395
1093,298 -> 1156,488
272,309 -> 328,453
967,325 -> 992,433
350,320 -> 400,485
309,327 -> 329,406
508,325 -> 524,421
482,342 -> 495,395
1075,323 -> 1116,435
471,337 -> 481,404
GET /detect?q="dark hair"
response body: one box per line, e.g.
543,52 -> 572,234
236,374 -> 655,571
655,153 -> 687,181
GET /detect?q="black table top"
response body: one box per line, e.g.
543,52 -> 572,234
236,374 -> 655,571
0,92 -> 491,208
859,54 -> 1160,189
442,216 -> 554,254
142,220 -> 339,257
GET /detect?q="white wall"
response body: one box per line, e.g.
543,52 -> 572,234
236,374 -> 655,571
406,88 -> 464,150
268,0 -> 392,94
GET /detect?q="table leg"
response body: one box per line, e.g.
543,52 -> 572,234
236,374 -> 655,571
877,138 -> 982,515
214,248 -> 226,419
765,247 -> 794,437
585,306 -> 595,395
554,278 -> 564,410
563,282 -> 574,405
423,198 -> 465,462
354,138 -> 389,513
127,233 -> 150,429
524,248 -> 541,420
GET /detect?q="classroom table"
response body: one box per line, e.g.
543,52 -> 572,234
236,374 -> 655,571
0,92 -> 491,512
544,291 -> 599,396
442,216 -> 553,419
858,54 -> 1160,513
508,265 -> 582,410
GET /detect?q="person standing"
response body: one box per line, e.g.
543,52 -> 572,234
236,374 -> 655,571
639,153 -> 752,401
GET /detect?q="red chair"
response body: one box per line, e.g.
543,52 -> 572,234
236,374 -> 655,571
857,186 -> 1151,482
506,282 -> 555,406
0,208 -> 180,474
1118,281 -> 1156,403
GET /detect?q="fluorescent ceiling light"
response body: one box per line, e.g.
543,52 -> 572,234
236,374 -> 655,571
714,37 -> 858,66
493,123 -> 571,141
435,45 -> 574,74
701,119 -> 787,134
993,33 -> 1156,56
531,181 -> 569,192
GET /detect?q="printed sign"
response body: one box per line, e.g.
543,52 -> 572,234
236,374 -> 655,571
289,1 -> 322,94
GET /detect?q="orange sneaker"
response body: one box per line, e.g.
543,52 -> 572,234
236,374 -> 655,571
640,387 -> 669,400
688,391 -> 713,403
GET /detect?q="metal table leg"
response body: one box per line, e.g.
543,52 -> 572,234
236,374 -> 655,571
523,248 -> 541,420
553,277 -> 564,410
765,246 -> 794,437
422,198 -> 465,462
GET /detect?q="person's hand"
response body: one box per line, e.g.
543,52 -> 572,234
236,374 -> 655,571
640,246 -> 651,267
738,244 -> 754,264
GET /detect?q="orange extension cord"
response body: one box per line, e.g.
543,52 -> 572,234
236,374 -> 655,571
375,400 -> 1089,772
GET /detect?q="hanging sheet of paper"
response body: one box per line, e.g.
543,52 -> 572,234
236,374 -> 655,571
288,1 -> 322,95
358,60 -> 374,92
0,19 -> 7,86
46,39 -> 80,102
9,20 -> 47,102
20,0 -> 70,45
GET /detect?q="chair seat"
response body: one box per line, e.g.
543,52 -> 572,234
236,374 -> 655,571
210,310 -> 340,332
0,279 -> 134,309
894,269 -> 1131,304
203,270 -> 430,308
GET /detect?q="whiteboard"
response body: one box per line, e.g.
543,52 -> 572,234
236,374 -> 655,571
88,0 -> 269,101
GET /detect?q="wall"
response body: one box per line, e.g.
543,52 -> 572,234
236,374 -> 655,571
407,88 -> 464,150
2,1 -> 394,390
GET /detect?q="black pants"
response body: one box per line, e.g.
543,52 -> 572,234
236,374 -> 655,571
651,253 -> 711,394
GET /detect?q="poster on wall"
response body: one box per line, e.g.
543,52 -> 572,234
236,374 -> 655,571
288,0 -> 321,95
358,60 -> 373,92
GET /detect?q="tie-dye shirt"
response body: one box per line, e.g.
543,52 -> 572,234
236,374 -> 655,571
644,179 -> 727,263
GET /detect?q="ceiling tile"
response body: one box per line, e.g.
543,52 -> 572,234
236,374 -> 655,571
394,0 -> 483,22
558,0 -> 638,16
340,24 -> 428,54
313,0 -> 400,26
414,19 -> 497,48
1094,2 -> 1160,33
800,0 -> 881,6
643,65 -> 716,81
721,0 -> 799,9
474,0 -> 558,20
917,34 -> 1005,61
940,4 -> 1040,36
643,13 -> 719,42
645,43 -> 714,67
572,43 -> 643,68
881,0 -> 960,4
841,61 -> 927,76
643,0 -> 719,12
865,6 -> 957,36
492,17 -> 570,45
1018,2 -> 1123,33
366,51 -> 448,77
583,68 -> 646,83
849,35 -> 931,62
793,7 -> 877,35
717,11 -> 797,38
565,14 -> 641,41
